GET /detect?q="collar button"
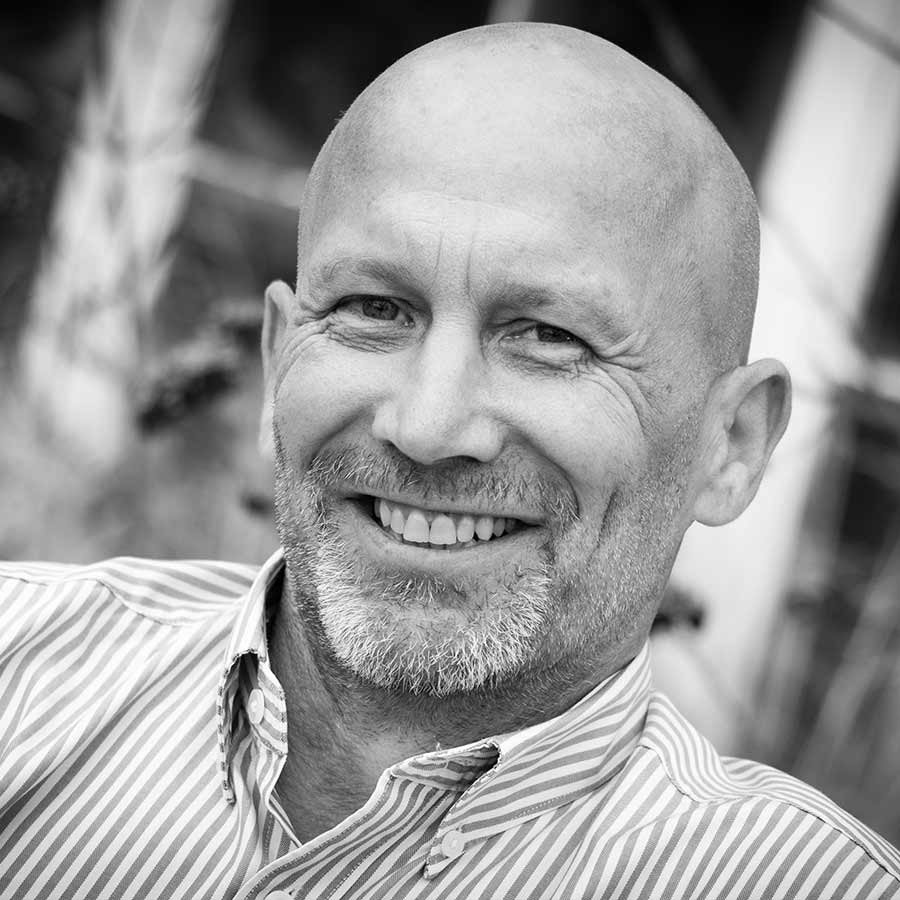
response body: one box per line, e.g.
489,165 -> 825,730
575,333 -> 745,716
441,829 -> 465,859
247,688 -> 265,725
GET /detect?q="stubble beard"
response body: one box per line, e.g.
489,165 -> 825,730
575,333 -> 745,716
273,440 -> 564,698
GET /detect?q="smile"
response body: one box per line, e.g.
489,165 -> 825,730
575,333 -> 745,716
369,496 -> 528,549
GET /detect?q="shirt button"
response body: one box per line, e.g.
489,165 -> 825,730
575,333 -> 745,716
247,688 -> 265,725
264,892 -> 293,900
441,829 -> 465,859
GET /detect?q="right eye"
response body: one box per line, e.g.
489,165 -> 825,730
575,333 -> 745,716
336,295 -> 410,323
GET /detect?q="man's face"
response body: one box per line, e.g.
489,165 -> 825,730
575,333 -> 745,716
269,130 -> 709,697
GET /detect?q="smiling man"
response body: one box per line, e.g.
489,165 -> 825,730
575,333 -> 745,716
2,22 -> 899,900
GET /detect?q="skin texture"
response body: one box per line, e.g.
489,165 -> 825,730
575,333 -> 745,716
259,23 -> 791,840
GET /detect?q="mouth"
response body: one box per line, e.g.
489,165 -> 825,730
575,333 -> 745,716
360,495 -> 534,551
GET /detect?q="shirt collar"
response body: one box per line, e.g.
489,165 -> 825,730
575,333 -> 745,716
398,643 -> 650,768
418,647 -> 651,877
216,548 -> 285,801
496,643 -> 651,761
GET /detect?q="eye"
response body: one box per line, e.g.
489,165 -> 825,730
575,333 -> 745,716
532,324 -> 579,344
338,295 -> 406,321
502,319 -> 591,367
509,321 -> 586,348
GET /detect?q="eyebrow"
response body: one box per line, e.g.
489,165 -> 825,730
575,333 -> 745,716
307,256 -> 421,294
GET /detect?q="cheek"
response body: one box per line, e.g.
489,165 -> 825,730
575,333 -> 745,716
272,340 -> 393,466
513,381 -> 647,508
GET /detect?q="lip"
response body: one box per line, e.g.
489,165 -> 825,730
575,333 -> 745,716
341,496 -> 547,576
346,490 -> 544,526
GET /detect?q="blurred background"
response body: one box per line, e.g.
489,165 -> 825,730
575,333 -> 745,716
1,0 -> 898,844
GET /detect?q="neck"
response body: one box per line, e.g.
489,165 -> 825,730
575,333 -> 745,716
267,575 -> 640,841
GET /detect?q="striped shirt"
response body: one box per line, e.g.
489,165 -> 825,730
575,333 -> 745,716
1,552 -> 898,900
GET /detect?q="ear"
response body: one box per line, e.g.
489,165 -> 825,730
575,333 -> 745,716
691,358 -> 791,526
258,280 -> 295,461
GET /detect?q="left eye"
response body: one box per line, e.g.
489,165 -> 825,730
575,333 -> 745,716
512,322 -> 584,347
502,320 -> 590,365
532,324 -> 579,343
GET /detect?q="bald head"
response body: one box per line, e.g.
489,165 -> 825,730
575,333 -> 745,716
298,23 -> 759,376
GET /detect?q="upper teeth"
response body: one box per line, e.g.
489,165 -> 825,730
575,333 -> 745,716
374,498 -> 518,546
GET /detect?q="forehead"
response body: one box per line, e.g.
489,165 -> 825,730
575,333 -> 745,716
312,190 -> 603,269
304,189 -> 642,319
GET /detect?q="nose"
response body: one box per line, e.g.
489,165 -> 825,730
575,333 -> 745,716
371,331 -> 504,465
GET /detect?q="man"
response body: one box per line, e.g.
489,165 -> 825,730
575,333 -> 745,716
1,22 -> 898,900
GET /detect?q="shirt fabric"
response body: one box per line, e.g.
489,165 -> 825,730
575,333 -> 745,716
1,551 -> 898,900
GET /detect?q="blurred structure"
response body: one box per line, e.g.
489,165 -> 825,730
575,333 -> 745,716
1,0 -> 899,842
19,0 -> 232,467
756,0 -> 900,840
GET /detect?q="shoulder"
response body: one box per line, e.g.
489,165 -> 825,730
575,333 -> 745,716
637,691 -> 900,896
0,558 -> 259,833
0,556 -> 258,627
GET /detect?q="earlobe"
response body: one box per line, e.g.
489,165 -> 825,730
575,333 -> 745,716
258,280 -> 295,460
691,358 -> 791,526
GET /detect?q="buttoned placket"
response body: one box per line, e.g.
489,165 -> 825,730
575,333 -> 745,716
232,744 -> 503,900
218,652 -> 297,870
244,651 -> 297,846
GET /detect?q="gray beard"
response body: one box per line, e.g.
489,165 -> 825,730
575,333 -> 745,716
273,449 -> 559,696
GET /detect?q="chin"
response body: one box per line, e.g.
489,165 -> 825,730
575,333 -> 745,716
305,533 -> 555,697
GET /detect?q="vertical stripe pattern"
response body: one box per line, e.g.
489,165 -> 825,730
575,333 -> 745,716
0,552 -> 897,899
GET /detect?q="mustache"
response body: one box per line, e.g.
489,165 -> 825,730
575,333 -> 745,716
303,445 -> 578,524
